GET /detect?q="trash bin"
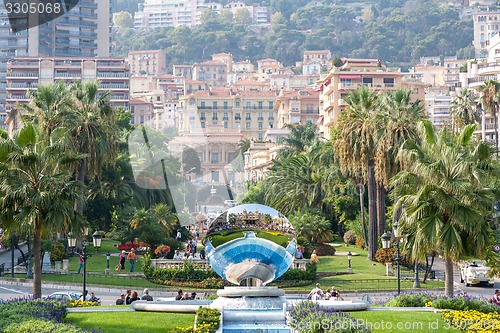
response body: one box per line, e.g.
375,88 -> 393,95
429,270 -> 436,279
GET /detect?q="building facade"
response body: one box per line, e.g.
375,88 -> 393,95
128,50 -> 167,76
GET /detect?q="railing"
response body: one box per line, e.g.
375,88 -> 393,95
151,259 -> 212,271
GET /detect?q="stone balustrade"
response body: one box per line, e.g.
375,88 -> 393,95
150,259 -> 308,271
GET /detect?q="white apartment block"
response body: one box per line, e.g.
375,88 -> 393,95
473,11 -> 500,58
425,86 -> 454,130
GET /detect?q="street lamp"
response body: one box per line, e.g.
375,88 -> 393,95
381,228 -> 401,294
92,230 -> 103,252
105,252 -> 110,275
347,251 -> 352,273
210,185 -> 216,204
183,167 -> 195,209
68,232 -> 76,256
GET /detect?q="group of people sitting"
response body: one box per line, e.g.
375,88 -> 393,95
115,288 -> 153,305
307,283 -> 344,301
175,289 -> 197,300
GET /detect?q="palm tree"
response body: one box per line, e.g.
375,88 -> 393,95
375,89 -> 425,236
391,120 -> 498,295
332,86 -> 379,261
0,124 -> 84,298
479,80 -> 500,155
278,122 -> 320,158
450,88 -> 480,131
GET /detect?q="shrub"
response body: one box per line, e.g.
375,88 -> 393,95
50,241 -> 66,262
148,260 -> 218,281
304,243 -> 336,257
196,307 -> 220,331
343,230 -> 356,245
3,319 -> 102,333
433,295 -> 498,313
0,298 -> 67,332
384,293 -> 435,307
276,262 -> 317,282
288,301 -> 371,333
355,237 -> 364,249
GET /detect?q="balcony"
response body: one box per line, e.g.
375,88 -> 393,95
54,72 -> 82,78
6,72 -> 38,78
100,84 -> 129,89
97,72 -> 129,78
6,94 -> 29,101
7,82 -> 37,89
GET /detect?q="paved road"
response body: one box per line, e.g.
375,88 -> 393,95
0,243 -> 28,275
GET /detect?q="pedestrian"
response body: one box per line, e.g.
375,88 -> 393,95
129,291 -> 140,303
310,250 -> 320,264
80,290 -> 91,301
116,293 -> 125,305
125,289 -> 132,305
175,289 -> 183,300
176,230 -> 182,242
77,252 -> 84,274
492,290 -> 500,304
173,250 -> 183,260
119,250 -> 126,271
199,248 -> 206,260
295,247 -> 303,259
190,292 -> 197,300
89,292 -> 100,303
127,248 -> 137,272
141,288 -> 153,301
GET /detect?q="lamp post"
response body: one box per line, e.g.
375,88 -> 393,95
210,185 -> 216,204
72,230 -> 103,300
105,252 -> 110,275
393,221 -> 401,294
494,202 -> 500,248
381,231 -> 391,276
82,241 -> 89,300
347,251 -> 352,273
68,232 -> 76,256
183,167 -> 195,210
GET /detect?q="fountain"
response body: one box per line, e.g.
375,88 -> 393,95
132,204 -> 370,332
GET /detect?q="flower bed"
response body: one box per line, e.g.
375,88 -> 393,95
441,309 -> 500,332
173,307 -> 221,333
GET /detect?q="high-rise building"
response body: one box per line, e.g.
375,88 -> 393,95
0,0 -> 111,129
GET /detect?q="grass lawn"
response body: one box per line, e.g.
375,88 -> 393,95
66,311 -> 195,333
207,230 -> 292,248
349,311 -> 458,333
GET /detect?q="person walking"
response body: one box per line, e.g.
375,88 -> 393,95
77,252 -> 84,274
119,250 -> 126,271
176,230 -> 182,242
127,248 -> 137,272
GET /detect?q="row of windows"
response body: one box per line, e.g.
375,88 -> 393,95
195,101 -> 275,109
199,112 -> 273,120
200,121 -> 273,130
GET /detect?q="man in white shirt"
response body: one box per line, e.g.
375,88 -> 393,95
173,250 -> 183,260
307,283 -> 324,300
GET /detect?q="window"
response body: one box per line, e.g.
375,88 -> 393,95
258,112 -> 263,120
223,112 -> 228,120
258,122 -> 263,129
224,121 -> 228,128
212,113 -> 218,120
246,101 -> 251,109
383,78 -> 395,87
223,101 -> 228,109
246,113 -> 251,120
269,112 -> 274,120
201,101 -> 206,108
258,101 -> 263,109
211,171 -> 219,182
236,101 -> 240,108
258,132 -> 263,140
131,106 -> 135,113
201,122 -> 205,128
269,101 -> 273,109
157,96 -> 160,101
246,122 -> 251,129
269,122 -> 273,128
140,115 -> 144,124
213,101 -> 217,109
200,112 -> 206,120
235,113 -> 241,120
211,152 -> 219,164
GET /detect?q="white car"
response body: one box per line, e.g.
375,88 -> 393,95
459,261 -> 495,287
224,200 -> 237,207
45,291 -> 82,303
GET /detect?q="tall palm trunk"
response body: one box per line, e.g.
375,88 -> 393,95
444,256 -> 454,296
33,218 -> 42,298
74,160 -> 85,213
359,183 -> 368,247
495,103 -> 499,157
376,183 -> 386,238
482,110 -> 486,142
367,162 -> 378,261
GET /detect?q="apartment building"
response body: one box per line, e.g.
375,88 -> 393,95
274,88 -> 320,128
0,0 -> 111,129
473,11 -> 500,58
134,0 -> 207,29
244,141 -> 282,183
130,98 -> 153,126
192,60 -> 227,88
173,65 -> 193,79
302,50 -> 332,75
225,1 -> 270,24
5,57 -> 129,117
317,58 -> 425,139
177,87 -> 277,141
128,50 -> 167,76
425,86 -> 454,129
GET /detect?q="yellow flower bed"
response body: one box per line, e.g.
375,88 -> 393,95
425,301 -> 433,307
172,323 -> 218,333
69,300 -> 100,308
441,310 -> 500,332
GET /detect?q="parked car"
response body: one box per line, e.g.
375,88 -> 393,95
207,209 -> 220,219
459,261 -> 494,287
45,291 -> 82,303
224,200 -> 238,207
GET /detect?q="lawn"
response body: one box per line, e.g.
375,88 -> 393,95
66,311 -> 195,333
349,311 -> 458,333
206,229 -> 292,248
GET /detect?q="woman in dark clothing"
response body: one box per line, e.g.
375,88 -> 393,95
129,291 -> 140,303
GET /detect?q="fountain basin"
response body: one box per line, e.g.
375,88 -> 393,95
130,300 -> 212,313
